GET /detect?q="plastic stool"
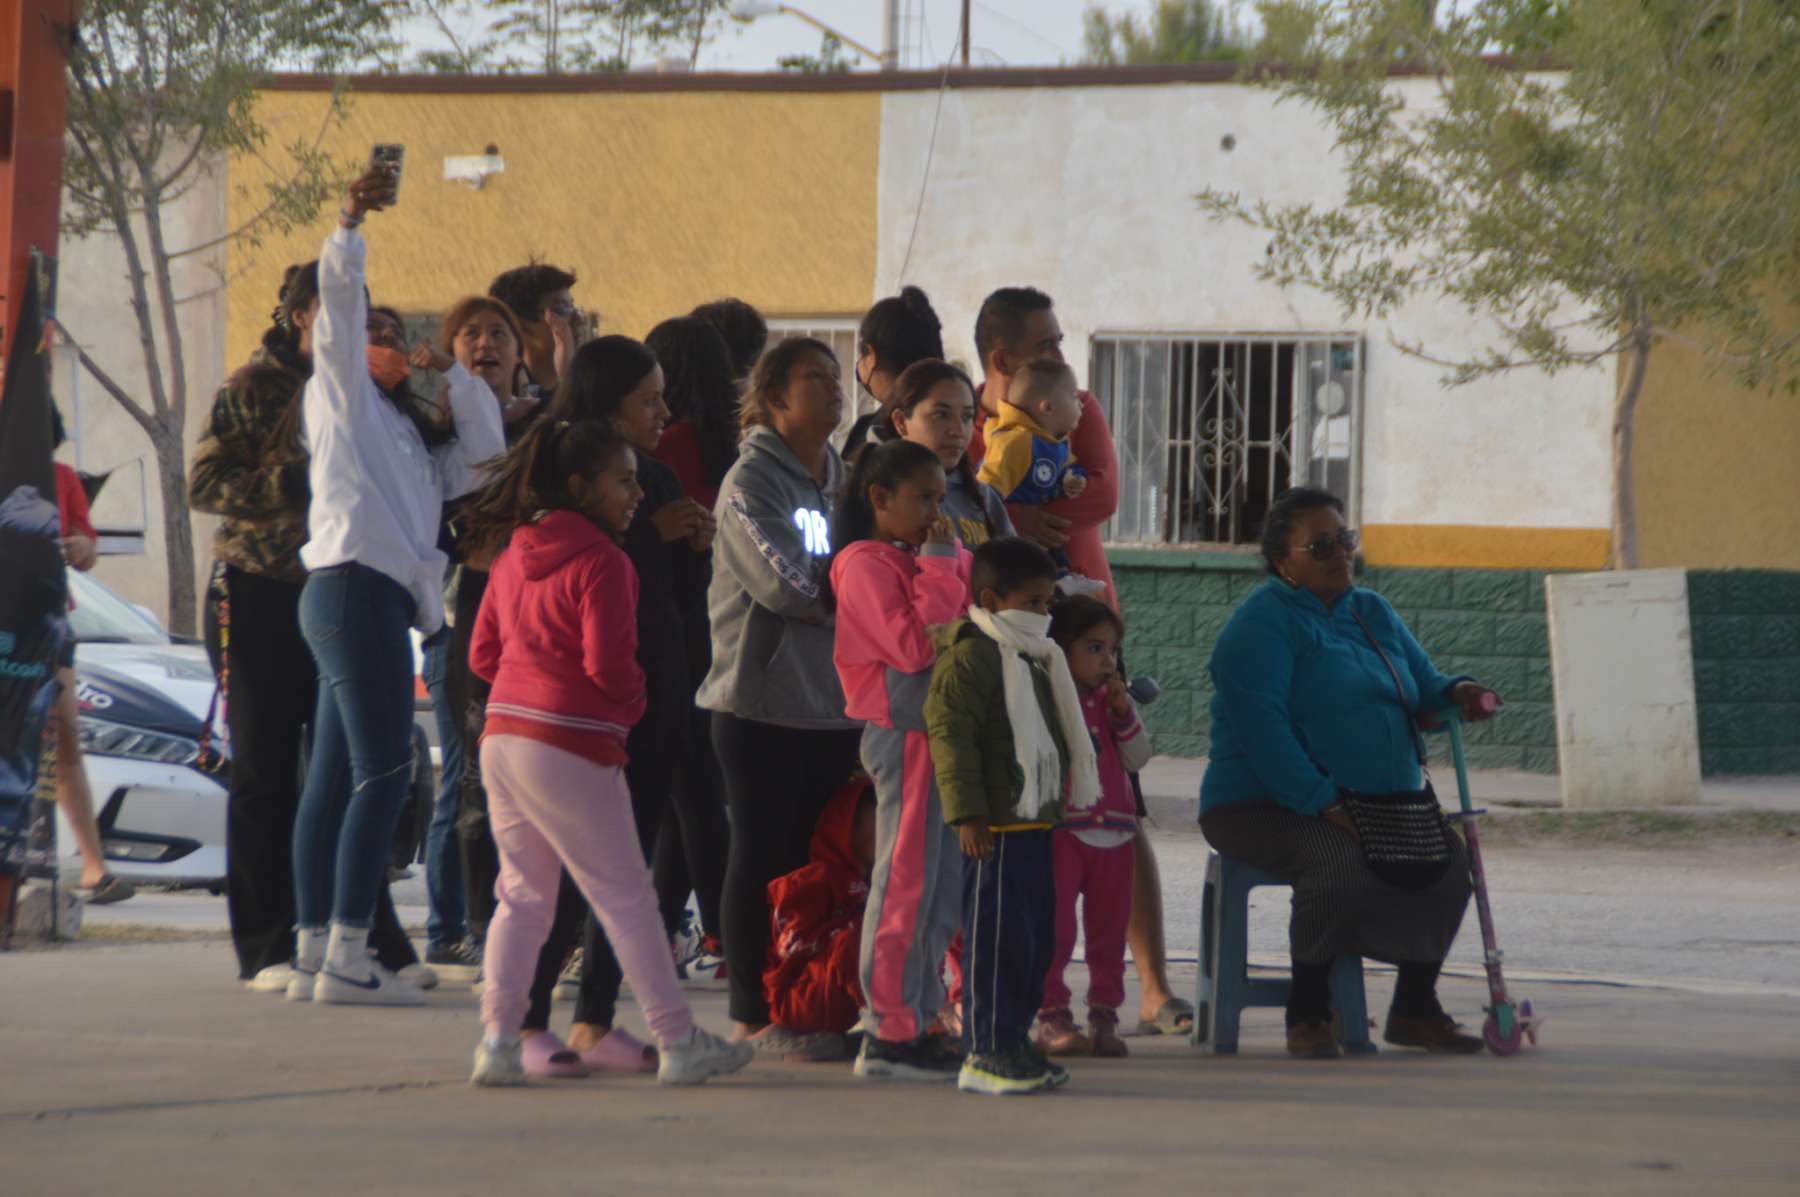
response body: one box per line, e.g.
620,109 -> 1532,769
1193,851 -> 1377,1055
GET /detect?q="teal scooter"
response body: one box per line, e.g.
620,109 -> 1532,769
1439,699 -> 1543,1056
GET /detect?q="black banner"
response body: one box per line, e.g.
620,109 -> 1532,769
0,252 -> 68,813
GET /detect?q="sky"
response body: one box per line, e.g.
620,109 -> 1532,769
401,0 -> 1146,72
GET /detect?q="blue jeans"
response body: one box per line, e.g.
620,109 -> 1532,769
293,563 -> 418,930
420,626 -> 466,948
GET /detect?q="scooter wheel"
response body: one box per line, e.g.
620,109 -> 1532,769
1483,1011 -> 1524,1056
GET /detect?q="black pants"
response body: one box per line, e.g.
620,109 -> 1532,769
1200,802 -> 1471,967
522,746 -> 667,1030
206,567 -> 313,979
449,569 -> 501,940
962,828 -> 1056,1056
205,566 -> 416,977
650,702 -> 731,939
712,712 -> 863,1024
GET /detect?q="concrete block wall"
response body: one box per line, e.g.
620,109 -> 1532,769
1111,553 -> 1558,770
1687,570 -> 1800,776
1111,552 -> 1800,776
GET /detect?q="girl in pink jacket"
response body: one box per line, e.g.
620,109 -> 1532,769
462,418 -> 750,1089
827,439 -> 973,1081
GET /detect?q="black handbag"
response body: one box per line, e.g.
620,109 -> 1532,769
1338,609 -> 1455,891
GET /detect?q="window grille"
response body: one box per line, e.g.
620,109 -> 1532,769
1090,334 -> 1362,547
764,318 -> 864,447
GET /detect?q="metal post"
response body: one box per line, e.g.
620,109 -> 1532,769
0,0 -> 79,365
880,0 -> 900,70
960,0 -> 971,67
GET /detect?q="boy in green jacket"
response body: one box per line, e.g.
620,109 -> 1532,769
926,537 -> 1099,1095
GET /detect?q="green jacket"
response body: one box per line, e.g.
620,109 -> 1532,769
925,618 -> 1070,829
189,346 -> 311,584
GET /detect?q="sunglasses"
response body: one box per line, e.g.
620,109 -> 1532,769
1296,528 -> 1360,560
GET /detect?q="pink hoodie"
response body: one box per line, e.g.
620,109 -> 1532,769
831,540 -> 971,728
470,509 -> 645,766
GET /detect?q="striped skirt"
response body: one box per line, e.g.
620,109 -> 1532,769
1199,802 -> 1472,966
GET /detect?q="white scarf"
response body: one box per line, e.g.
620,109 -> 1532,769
966,606 -> 1100,819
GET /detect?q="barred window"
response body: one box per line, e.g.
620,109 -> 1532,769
1090,334 -> 1362,547
764,318 -> 863,447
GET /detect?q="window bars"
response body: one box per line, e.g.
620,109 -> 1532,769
1090,334 -> 1362,547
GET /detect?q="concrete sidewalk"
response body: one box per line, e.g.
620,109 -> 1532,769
2,941 -> 1797,1196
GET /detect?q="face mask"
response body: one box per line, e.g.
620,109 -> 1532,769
366,345 -> 410,391
992,608 -> 1052,640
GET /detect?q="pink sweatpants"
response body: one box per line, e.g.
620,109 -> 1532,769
479,735 -> 694,1046
1041,831 -> 1135,1015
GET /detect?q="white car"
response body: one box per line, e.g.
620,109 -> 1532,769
59,571 -> 229,887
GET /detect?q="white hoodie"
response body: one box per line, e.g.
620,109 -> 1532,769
299,226 -> 504,635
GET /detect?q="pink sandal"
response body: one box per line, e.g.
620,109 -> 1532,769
577,1028 -> 658,1074
521,1032 -> 592,1079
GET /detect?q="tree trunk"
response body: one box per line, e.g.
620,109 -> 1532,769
149,419 -> 198,635
1610,330 -> 1653,570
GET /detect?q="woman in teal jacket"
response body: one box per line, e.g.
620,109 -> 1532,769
1200,487 -> 1502,1058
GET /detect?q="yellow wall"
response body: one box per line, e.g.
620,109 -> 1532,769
1633,295 -> 1800,570
1362,525 -> 1609,570
228,87 -> 880,366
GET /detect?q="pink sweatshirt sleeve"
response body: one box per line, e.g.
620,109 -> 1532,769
840,548 -> 969,674
578,548 -> 648,725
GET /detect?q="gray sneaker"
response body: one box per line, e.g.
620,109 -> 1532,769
658,1027 -> 754,1086
747,1023 -> 850,1062
471,1036 -> 526,1087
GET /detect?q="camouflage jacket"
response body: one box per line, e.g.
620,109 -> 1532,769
189,346 -> 311,584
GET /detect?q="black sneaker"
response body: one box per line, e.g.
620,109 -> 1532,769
854,1034 -> 960,1082
1022,1040 -> 1070,1090
425,939 -> 482,983
958,1043 -> 1048,1095
923,1031 -> 966,1070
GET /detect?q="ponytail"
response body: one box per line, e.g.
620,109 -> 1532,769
458,418 -> 630,557
884,358 -> 994,537
820,438 -> 943,612
259,260 -> 320,368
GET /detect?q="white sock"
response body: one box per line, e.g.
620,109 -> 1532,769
324,923 -> 372,978
294,926 -> 327,970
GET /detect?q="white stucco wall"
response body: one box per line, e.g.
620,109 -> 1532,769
52,158 -> 228,628
875,80 -> 1613,534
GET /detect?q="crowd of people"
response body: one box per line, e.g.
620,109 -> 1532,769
183,165 -> 1505,1096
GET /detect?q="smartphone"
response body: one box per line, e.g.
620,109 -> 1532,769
369,144 -> 405,204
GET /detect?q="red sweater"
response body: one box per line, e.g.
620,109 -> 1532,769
651,421 -> 719,512
764,777 -> 871,1034
470,509 -> 645,767
970,385 -> 1119,609
56,464 -> 97,542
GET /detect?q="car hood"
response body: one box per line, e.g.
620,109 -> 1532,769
76,642 -> 219,728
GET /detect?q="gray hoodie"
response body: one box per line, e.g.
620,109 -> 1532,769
941,467 -> 1014,548
697,425 -> 855,728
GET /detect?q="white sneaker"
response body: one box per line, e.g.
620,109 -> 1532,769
286,928 -> 326,1002
552,947 -> 584,1002
316,959 -> 426,1006
246,964 -> 294,994
658,1027 -> 754,1086
398,963 -> 440,991
470,1036 -> 526,1087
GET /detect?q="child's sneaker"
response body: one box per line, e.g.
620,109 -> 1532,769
1023,1040 -> 1071,1089
1089,1007 -> 1130,1058
659,1027 -> 754,1086
1035,1007 -> 1091,1056
958,1043 -> 1048,1096
854,1034 -> 960,1082
470,1035 -> 526,1087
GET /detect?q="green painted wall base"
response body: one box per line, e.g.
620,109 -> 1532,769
1108,551 -> 1800,777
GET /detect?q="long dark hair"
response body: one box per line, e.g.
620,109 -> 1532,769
886,359 -> 993,534
458,418 -> 632,542
691,297 -> 768,380
548,335 -> 660,428
821,438 -> 944,612
859,286 -> 944,378
646,316 -> 738,488
259,260 -> 319,370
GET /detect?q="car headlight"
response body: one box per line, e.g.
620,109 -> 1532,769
78,716 -> 201,767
